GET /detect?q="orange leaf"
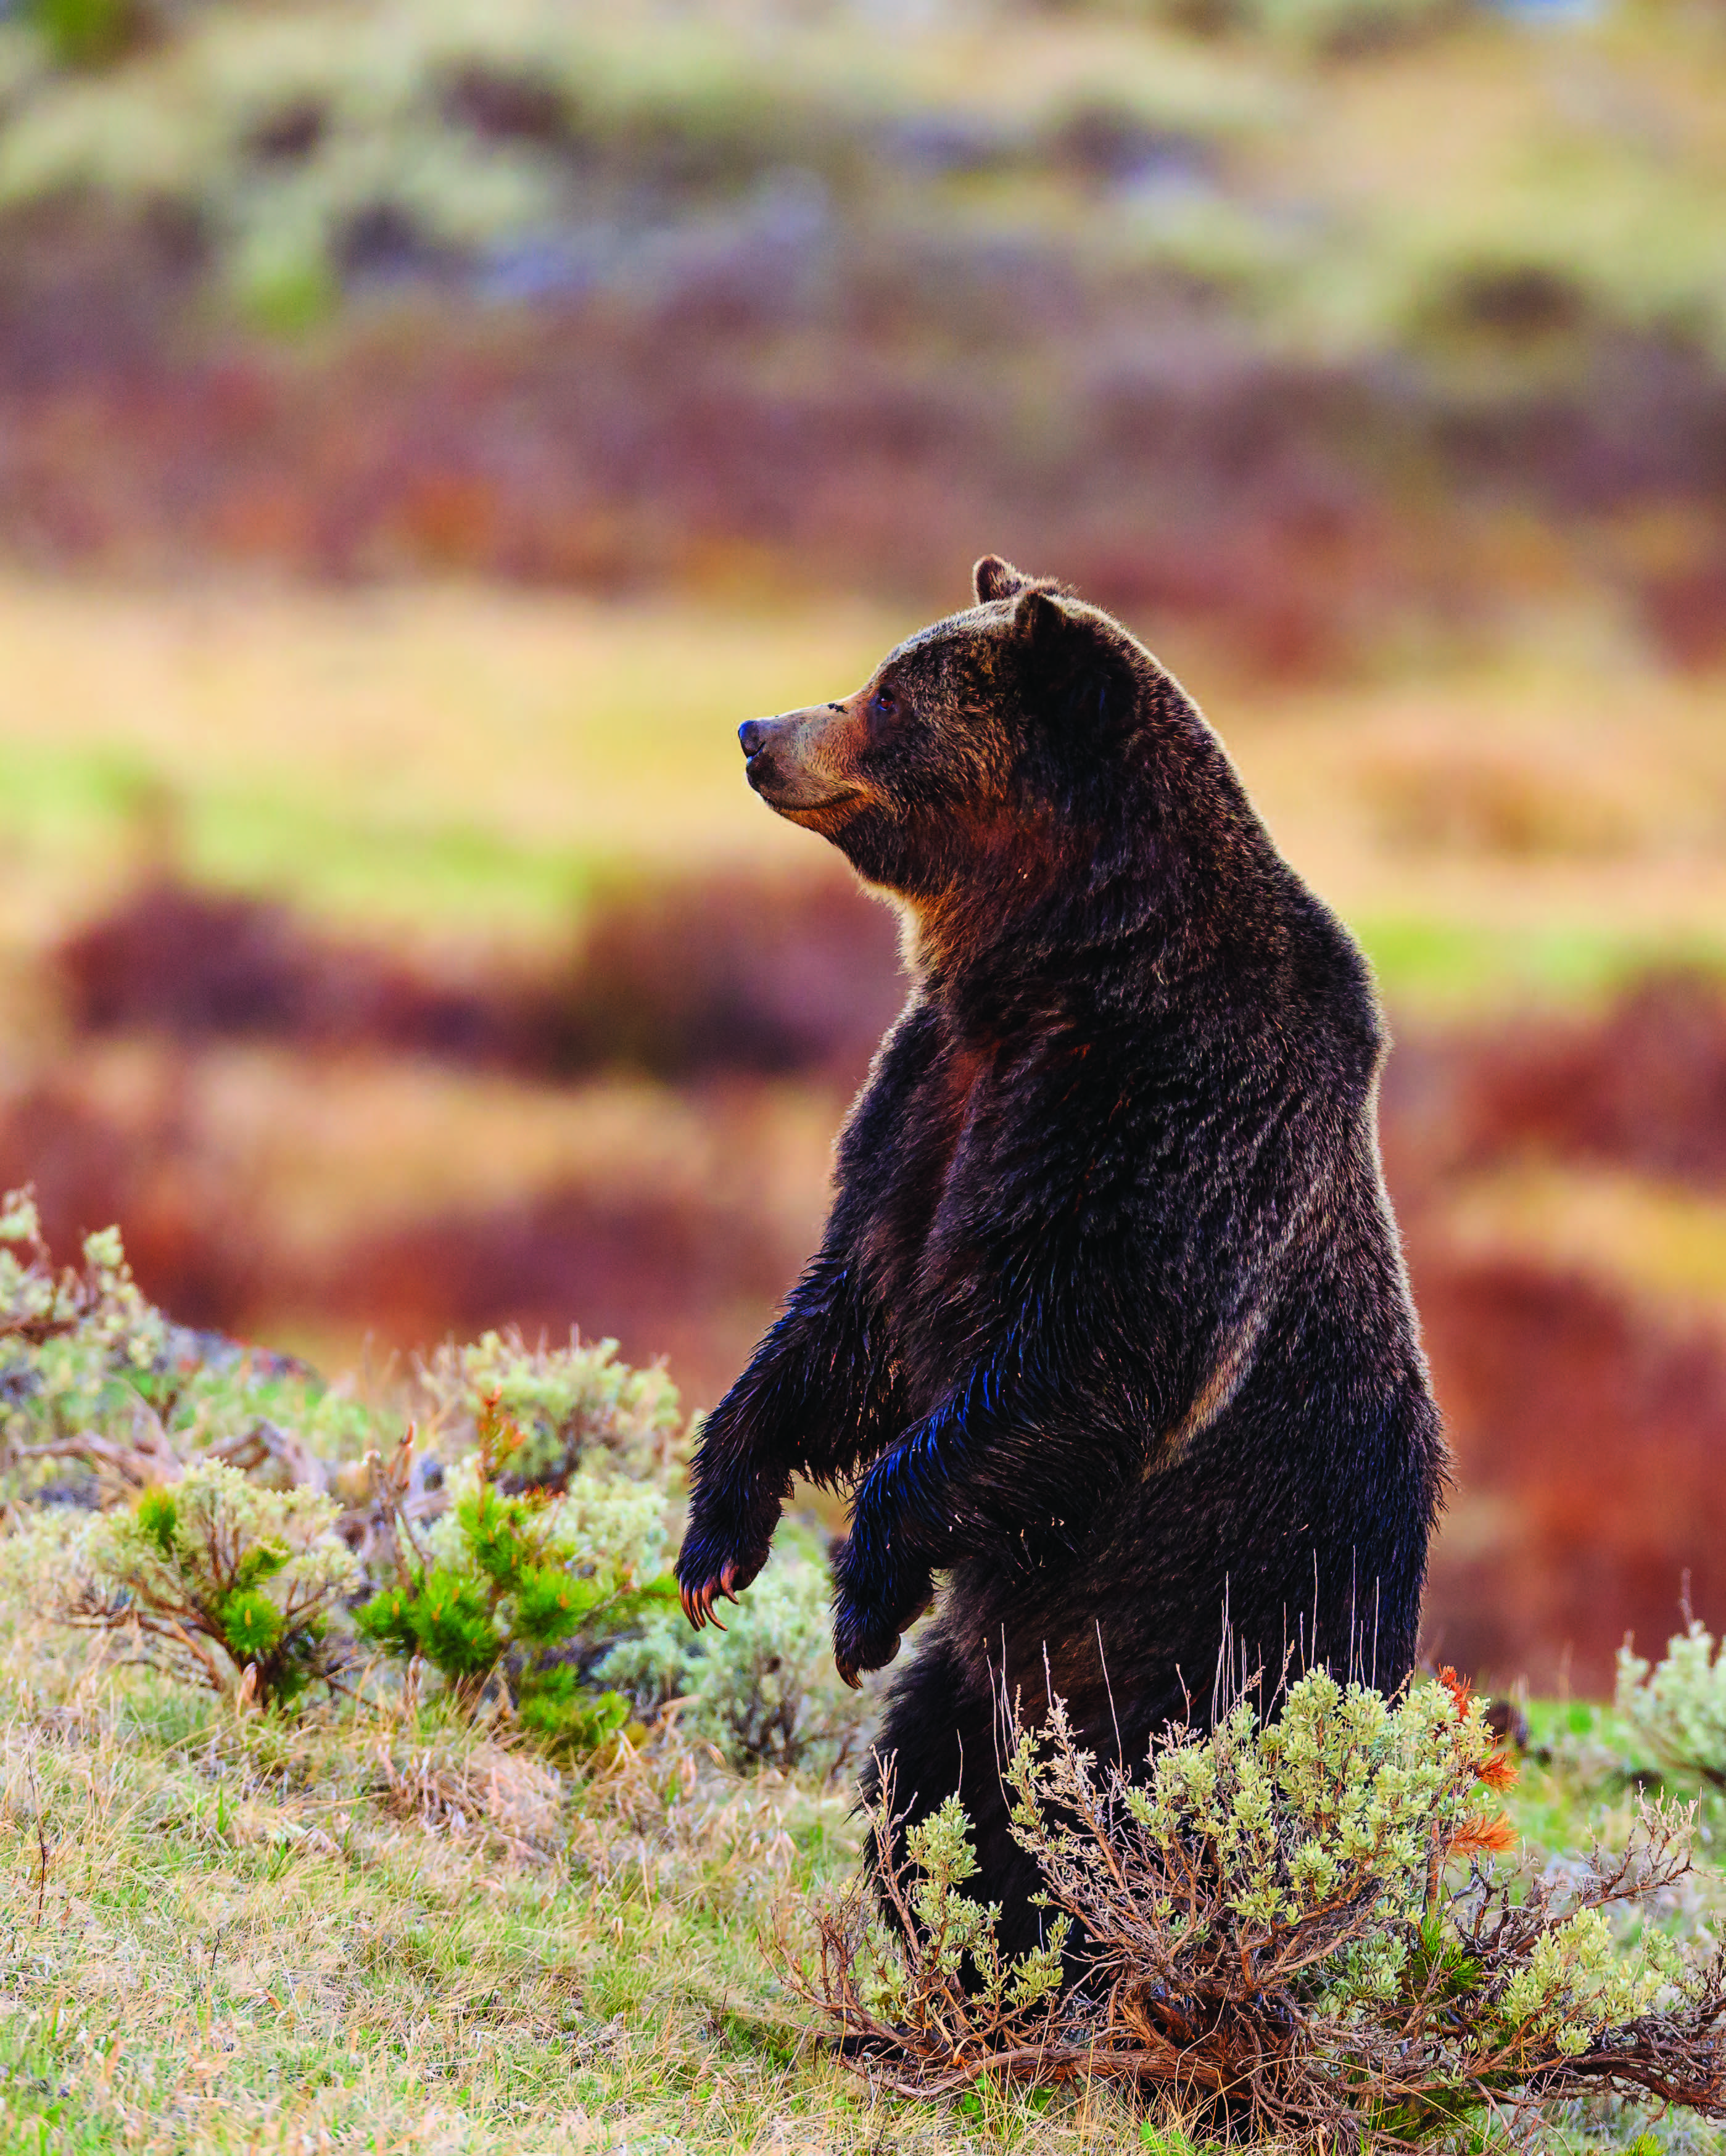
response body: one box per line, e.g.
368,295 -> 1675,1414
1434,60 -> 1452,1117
1477,1748 -> 1519,1790
1437,1666 -> 1473,1716
1448,1811 -> 1517,1858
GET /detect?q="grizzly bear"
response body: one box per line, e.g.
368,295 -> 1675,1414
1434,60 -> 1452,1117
676,556 -> 1447,1951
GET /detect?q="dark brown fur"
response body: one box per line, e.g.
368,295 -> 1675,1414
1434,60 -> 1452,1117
677,558 -> 1447,1951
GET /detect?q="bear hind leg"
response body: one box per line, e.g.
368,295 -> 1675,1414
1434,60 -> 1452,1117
862,1632 -> 1055,1968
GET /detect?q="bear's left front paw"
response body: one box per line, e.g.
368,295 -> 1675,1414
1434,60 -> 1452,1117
831,1591 -> 904,1691
829,1539 -> 933,1688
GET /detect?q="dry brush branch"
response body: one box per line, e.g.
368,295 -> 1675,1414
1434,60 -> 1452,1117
782,1669 -> 1726,2149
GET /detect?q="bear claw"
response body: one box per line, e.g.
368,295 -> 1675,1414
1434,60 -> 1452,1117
680,1559 -> 741,1631
833,1619 -> 901,1688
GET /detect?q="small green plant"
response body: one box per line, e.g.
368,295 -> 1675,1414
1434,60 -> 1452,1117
788,1667 -> 1726,2144
229,218 -> 340,337
1,1188 -> 168,1458
355,1399 -> 679,1752
67,1460 -> 359,1706
872,1778 -> 1068,2025
0,1187 -> 378,1496
27,0 -> 138,69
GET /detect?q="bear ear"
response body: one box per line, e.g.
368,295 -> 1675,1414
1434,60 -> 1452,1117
1010,585 -> 1067,644
1010,587 -> 1126,741
973,555 -> 1033,605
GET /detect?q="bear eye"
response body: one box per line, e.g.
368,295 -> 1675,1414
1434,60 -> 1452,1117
868,686 -> 900,732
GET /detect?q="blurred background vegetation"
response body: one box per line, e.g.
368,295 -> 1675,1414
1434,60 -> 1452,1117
1,0 -> 1724,1698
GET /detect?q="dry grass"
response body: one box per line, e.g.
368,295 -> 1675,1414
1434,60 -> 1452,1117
0,1522 -> 1166,2154
1441,1166 -> 1726,1332
1,580 -> 1721,1038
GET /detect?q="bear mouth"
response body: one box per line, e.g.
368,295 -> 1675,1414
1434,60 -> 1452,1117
749,774 -> 860,816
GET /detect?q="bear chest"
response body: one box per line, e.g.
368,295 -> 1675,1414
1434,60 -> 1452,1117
855,1041 -> 1003,1365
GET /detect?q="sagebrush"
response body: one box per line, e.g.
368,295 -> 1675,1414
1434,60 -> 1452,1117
0,1188 -> 870,1774
788,1666 -> 1726,2147
1619,1620 -> 1726,1796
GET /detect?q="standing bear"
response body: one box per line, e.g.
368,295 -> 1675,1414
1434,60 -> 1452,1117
677,557 -> 1447,1952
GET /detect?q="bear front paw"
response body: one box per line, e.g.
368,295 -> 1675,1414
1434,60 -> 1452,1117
832,1590 -> 904,1691
675,1485 -> 778,1630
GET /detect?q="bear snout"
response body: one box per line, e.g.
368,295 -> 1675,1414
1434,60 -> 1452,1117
738,708 -> 858,816
740,714 -> 788,798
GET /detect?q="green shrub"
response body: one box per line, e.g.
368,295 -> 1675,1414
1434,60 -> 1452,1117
356,1400 -> 679,1753
1,1187 -> 168,1455
790,1667 -> 1726,2141
0,1186 -> 378,1494
5,1196 -> 861,1774
27,0 -> 139,70
419,1325 -> 685,1489
67,1460 -> 359,1705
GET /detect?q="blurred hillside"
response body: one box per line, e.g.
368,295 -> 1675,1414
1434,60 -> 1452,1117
0,0 -> 1724,1698
2,0 -> 1726,669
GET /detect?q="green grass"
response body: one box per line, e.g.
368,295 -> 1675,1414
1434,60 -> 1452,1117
0,735 -> 598,939
0,1672 -> 843,2151
0,1553 -> 1153,2154
0,1532 -> 1718,2156
1355,916 -> 1726,1012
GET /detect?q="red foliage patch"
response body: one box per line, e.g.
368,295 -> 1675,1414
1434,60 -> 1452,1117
326,1181 -> 791,1408
542,870 -> 903,1083
58,880 -> 540,1066
0,1075 -> 801,1405
56,870 -> 906,1088
0,246 -> 1491,679
0,1081 -> 265,1334
1413,1252 -> 1726,1693
1380,973 -> 1726,1688
1411,972 -> 1726,1192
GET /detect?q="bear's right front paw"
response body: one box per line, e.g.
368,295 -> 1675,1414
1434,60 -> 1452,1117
679,1558 -> 743,1630
675,1489 -> 778,1631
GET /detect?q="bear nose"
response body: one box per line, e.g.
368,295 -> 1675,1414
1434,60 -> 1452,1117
739,717 -> 771,759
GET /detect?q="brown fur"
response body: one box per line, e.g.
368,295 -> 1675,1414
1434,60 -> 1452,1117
678,556 -> 1447,1953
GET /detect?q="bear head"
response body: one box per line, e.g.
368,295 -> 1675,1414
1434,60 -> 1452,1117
736,556 -> 1240,971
